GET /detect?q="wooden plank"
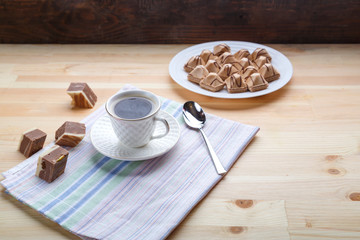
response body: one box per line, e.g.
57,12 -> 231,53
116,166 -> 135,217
0,1 -> 359,43
182,199 -> 288,227
287,200 -> 360,230
206,176 -> 360,201
290,229 -> 360,240
168,225 -> 291,240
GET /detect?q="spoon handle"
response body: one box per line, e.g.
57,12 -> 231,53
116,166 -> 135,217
199,128 -> 227,175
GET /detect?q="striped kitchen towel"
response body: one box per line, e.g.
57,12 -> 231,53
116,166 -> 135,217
1,84 -> 259,240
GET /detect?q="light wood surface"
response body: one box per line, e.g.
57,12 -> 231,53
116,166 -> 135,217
0,44 -> 359,240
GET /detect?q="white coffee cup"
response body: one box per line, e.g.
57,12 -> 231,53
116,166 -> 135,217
105,90 -> 169,148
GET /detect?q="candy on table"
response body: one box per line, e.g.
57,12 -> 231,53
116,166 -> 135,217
18,128 -> 47,158
67,82 -> 97,108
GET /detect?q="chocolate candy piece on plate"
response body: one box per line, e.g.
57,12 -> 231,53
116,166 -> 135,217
250,48 -> 272,61
234,49 -> 250,61
246,73 -> 269,92
216,52 -> 233,66
241,66 -> 258,80
225,73 -> 248,93
205,60 -> 221,73
35,145 -> 69,183
55,121 -> 86,147
213,43 -> 231,57
199,49 -> 216,64
184,55 -> 204,73
218,64 -> 239,81
252,56 -> 270,69
67,82 -> 97,108
259,63 -> 280,82
200,73 -> 225,92
237,57 -> 252,70
187,65 -> 209,84
19,128 -> 47,158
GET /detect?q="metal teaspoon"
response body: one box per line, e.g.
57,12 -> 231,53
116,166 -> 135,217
182,101 -> 227,175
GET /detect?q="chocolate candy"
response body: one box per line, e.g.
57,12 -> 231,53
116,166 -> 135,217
36,145 -> 69,183
18,128 -> 47,158
234,49 -> 250,61
241,66 -> 258,80
67,82 -> 97,108
216,52 -> 233,66
187,65 -> 209,84
55,121 -> 86,147
200,49 -> 216,64
246,73 -> 269,92
225,73 -> 248,93
259,63 -> 280,82
221,55 -> 242,71
238,58 -> 252,71
184,55 -> 204,73
199,73 -> 225,92
250,48 -> 272,61
213,43 -> 231,56
205,60 -> 221,73
252,56 -> 270,69
218,64 -> 239,81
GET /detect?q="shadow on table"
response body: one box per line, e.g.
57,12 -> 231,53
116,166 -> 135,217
170,76 -> 293,111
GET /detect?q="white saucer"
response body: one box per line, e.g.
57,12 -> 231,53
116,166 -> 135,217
90,111 -> 181,161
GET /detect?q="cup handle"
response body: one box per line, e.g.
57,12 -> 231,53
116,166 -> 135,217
151,117 -> 170,140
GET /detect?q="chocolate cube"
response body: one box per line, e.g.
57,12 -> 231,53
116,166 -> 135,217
55,121 -> 86,147
18,128 -> 47,158
67,82 -> 97,108
36,145 -> 69,183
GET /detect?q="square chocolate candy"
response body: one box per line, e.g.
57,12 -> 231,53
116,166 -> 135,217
19,128 -> 47,158
55,121 -> 86,147
35,145 -> 69,183
67,82 -> 97,108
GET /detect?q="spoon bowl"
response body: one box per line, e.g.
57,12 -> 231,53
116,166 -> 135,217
182,101 -> 206,129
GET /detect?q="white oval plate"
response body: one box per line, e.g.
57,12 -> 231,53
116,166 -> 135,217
90,111 -> 180,161
169,41 -> 293,99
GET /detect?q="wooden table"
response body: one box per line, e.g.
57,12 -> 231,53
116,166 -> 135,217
0,44 -> 359,240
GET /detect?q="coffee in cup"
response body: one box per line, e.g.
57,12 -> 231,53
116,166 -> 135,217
105,90 -> 169,148
113,97 -> 153,120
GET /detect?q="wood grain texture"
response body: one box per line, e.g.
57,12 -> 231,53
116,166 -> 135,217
0,0 -> 359,43
0,44 -> 360,239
